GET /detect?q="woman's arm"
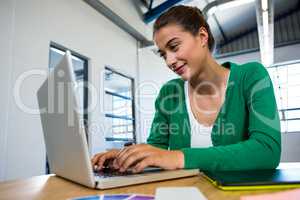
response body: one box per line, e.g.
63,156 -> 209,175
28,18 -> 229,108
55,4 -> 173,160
181,63 -> 281,171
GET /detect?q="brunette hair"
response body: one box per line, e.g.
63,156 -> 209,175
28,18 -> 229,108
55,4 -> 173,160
153,5 -> 215,52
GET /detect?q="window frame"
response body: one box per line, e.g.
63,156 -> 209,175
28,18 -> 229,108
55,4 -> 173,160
49,42 -> 89,134
47,42 -> 89,174
104,66 -> 136,143
267,59 -> 300,134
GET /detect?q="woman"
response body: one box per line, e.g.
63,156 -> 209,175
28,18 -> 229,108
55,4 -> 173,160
92,5 -> 281,173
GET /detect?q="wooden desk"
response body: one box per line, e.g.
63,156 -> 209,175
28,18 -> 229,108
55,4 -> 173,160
0,174 -> 286,200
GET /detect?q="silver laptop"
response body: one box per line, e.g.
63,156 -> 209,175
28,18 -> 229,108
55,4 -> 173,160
37,51 -> 199,189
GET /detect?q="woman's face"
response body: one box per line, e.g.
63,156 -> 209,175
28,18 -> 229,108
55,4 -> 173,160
154,24 -> 209,81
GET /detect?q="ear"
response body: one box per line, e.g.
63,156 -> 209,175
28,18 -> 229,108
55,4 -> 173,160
197,27 -> 209,47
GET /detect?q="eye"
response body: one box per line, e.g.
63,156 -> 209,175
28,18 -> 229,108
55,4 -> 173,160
159,52 -> 166,59
169,43 -> 179,52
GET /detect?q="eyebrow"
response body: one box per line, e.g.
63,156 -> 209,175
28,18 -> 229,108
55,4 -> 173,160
157,38 -> 178,55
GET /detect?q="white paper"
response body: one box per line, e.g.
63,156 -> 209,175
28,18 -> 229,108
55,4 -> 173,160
155,187 -> 208,200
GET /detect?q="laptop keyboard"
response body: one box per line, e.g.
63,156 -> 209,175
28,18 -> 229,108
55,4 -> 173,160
94,167 -> 162,178
94,167 -> 133,178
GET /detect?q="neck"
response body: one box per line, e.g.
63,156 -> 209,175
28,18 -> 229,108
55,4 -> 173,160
189,54 -> 229,95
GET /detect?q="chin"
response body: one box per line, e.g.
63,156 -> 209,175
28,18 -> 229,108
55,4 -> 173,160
180,75 -> 189,81
179,73 -> 189,81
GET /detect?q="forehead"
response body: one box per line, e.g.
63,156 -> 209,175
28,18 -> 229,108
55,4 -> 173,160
153,24 -> 189,49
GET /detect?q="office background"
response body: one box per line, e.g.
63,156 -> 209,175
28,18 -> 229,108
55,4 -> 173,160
0,0 -> 300,181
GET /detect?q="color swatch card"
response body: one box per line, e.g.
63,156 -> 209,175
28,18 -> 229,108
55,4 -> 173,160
70,194 -> 154,200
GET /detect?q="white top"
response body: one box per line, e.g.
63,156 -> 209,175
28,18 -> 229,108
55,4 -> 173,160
184,81 -> 213,148
184,71 -> 230,148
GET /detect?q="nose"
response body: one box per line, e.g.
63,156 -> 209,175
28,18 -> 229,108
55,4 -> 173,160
165,52 -> 177,70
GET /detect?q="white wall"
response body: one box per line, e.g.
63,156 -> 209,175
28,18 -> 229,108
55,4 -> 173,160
0,0 -> 15,181
216,44 -> 300,162
0,0 -> 139,181
137,48 -> 176,142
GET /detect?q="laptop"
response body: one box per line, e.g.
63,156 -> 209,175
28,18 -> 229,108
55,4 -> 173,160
37,51 -> 199,189
202,168 -> 300,190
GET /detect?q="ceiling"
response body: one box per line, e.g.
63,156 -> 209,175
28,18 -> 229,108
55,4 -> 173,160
141,0 -> 300,54
85,0 -> 300,56
190,0 -> 299,44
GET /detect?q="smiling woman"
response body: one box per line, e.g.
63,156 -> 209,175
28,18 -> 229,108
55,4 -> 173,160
91,5 -> 281,173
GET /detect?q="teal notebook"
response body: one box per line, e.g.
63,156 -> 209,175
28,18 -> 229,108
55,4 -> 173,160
202,168 -> 300,190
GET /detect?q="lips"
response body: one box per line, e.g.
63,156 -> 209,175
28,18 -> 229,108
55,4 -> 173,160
174,64 -> 186,75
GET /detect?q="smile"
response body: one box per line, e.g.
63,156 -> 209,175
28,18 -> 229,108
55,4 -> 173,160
174,64 -> 186,75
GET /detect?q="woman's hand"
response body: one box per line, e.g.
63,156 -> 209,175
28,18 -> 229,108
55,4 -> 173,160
91,149 -> 120,170
113,144 -> 184,173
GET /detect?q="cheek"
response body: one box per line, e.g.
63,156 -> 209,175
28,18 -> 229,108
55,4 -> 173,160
180,42 -> 201,62
189,45 -> 205,65
177,46 -> 194,61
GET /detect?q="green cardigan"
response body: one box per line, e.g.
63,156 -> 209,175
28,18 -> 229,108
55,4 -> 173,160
147,62 -> 281,171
